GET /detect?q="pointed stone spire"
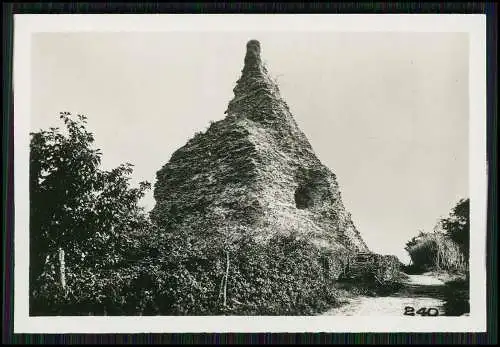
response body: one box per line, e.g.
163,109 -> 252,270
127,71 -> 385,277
226,40 -> 282,117
243,40 -> 262,73
152,38 -> 370,262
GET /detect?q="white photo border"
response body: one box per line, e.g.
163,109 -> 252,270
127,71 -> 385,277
13,14 -> 487,333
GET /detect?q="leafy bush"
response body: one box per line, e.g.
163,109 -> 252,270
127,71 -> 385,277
405,198 -> 469,273
120,227 -> 347,316
338,253 -> 404,296
405,232 -> 466,273
226,233 -> 343,315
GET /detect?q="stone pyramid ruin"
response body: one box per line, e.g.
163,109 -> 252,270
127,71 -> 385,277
151,40 -> 369,254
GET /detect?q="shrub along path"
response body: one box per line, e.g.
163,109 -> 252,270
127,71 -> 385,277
321,274 -> 448,316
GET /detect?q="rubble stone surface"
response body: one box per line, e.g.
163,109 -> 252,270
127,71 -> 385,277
151,40 -> 370,254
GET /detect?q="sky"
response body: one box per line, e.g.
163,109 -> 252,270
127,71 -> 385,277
30,32 -> 469,263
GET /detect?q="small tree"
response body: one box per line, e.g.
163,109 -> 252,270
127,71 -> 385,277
30,112 -> 152,315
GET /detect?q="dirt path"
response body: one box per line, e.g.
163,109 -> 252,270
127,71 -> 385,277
322,274 -> 447,316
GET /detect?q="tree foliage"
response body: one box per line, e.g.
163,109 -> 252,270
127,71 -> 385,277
405,198 -> 469,273
30,112 -> 152,315
440,198 -> 469,259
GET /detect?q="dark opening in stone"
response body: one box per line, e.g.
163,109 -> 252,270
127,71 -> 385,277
295,185 -> 312,209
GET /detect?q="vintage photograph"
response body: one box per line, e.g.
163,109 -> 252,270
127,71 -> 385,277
14,14 -> 487,333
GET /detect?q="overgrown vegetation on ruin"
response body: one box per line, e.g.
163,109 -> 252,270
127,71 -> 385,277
30,113 -> 406,316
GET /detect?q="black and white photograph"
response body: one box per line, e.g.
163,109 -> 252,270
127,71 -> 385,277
13,14 -> 487,333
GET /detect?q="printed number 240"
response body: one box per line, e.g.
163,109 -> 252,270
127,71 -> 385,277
404,306 -> 439,316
